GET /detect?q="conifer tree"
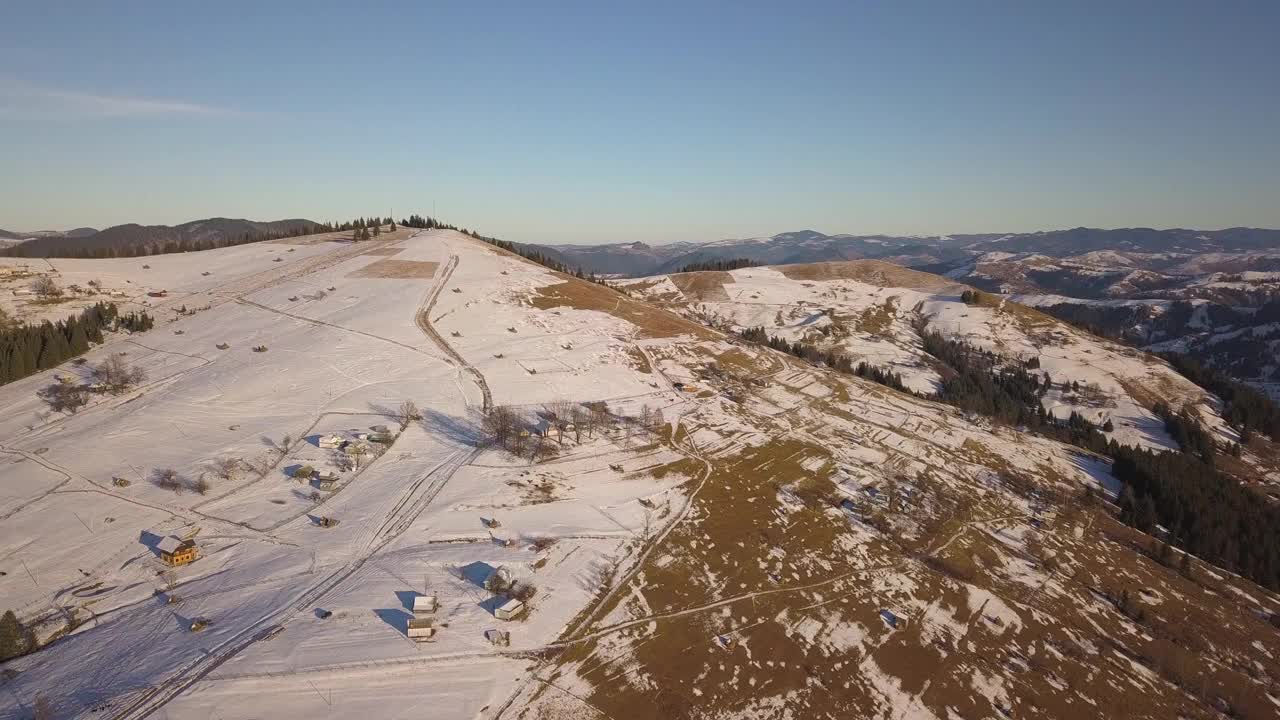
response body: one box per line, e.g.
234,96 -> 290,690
0,610 -> 31,661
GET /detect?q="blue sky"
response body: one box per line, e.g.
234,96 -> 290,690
2,1 -> 1277,244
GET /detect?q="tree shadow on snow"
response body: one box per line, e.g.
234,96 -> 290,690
478,595 -> 508,616
420,408 -> 484,447
394,589 -> 420,611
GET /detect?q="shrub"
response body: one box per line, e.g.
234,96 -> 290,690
153,468 -> 183,492
509,580 -> 538,602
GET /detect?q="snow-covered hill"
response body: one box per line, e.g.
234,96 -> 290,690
2,239 -> 1279,719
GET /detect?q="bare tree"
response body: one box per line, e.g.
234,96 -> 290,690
212,457 -> 241,481
398,399 -> 420,430
153,468 -> 183,493
508,579 -> 538,602
482,405 -> 520,449
542,400 -> 572,444
93,355 -> 146,393
570,405 -> 588,444
533,436 -> 559,462
38,382 -> 87,414
588,401 -> 610,436
29,276 -> 61,298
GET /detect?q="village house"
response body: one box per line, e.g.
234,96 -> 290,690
313,472 -> 339,491
156,535 -> 199,566
495,597 -> 525,620
318,433 -> 345,449
407,617 -> 435,640
484,628 -> 510,646
343,441 -> 371,457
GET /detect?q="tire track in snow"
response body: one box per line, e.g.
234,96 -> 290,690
414,253 -> 493,412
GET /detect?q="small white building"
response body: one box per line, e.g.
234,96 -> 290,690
413,593 -> 437,614
318,434 -> 345,449
484,628 -> 510,647
495,598 -> 525,621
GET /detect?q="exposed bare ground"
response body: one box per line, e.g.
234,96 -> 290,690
531,279 -> 717,340
776,259 -> 963,291
347,258 -> 440,279
667,271 -> 734,302
361,247 -> 405,257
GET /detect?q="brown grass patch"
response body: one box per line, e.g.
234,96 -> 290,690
715,347 -> 773,375
668,271 -> 733,302
854,298 -> 898,335
777,260 -> 960,291
531,278 -> 716,339
361,247 -> 404,257
346,258 -> 439,279
626,346 -> 653,374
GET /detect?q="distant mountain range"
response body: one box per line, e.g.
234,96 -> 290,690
1,218 -> 323,257
517,227 -> 1280,278
0,227 -> 98,241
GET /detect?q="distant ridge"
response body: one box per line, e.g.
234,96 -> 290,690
516,227 -> 1280,277
3,217 -> 324,258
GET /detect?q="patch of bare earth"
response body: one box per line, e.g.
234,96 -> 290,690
777,260 -> 961,291
346,258 -> 440,279
361,247 -> 405,257
531,279 -> 717,340
667,271 -> 734,302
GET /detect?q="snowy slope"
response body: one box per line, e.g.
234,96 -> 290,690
3,240 -> 1278,720
0,230 -> 702,719
621,261 -> 1241,454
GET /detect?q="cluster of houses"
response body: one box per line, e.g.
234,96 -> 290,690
314,425 -> 396,477
319,425 -> 393,452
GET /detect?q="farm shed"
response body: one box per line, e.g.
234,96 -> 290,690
407,617 -> 435,640
495,598 -> 525,620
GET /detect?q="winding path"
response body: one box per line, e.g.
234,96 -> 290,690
415,253 -> 493,411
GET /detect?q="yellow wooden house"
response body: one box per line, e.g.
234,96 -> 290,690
157,535 -> 199,566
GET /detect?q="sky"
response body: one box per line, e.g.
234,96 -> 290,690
1,1 -> 1278,244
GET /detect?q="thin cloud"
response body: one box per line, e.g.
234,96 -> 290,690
0,78 -> 241,118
